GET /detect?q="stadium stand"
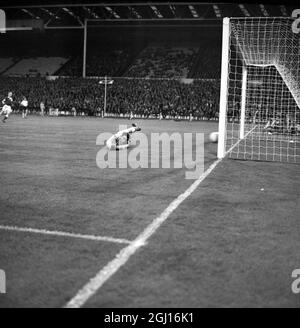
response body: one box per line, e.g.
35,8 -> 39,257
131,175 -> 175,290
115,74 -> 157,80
190,39 -> 222,79
3,57 -> 69,77
125,45 -> 199,78
55,56 -> 82,77
0,58 -> 18,74
105,78 -> 219,119
0,77 -> 219,119
0,17 -> 221,118
86,46 -> 136,77
57,45 -> 144,77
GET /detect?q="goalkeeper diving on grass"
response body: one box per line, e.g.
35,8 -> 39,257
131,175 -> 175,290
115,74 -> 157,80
106,123 -> 141,150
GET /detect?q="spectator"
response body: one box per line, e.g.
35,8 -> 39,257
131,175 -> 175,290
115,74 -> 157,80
0,76 -> 220,120
126,46 -> 198,78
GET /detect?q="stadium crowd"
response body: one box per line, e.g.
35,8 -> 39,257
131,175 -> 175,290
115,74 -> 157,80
86,47 -> 133,77
56,45 -> 213,79
192,40 -> 221,79
0,77 -> 220,119
106,78 -> 219,119
126,46 -> 198,78
58,47 -> 134,77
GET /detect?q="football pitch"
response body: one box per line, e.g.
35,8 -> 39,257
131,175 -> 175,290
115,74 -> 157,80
0,116 -> 299,307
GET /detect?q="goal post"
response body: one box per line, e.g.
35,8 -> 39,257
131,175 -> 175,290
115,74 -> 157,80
239,65 -> 247,140
217,17 -> 230,159
217,17 -> 300,163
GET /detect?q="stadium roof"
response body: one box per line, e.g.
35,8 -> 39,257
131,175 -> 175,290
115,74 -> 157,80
1,2 -> 298,29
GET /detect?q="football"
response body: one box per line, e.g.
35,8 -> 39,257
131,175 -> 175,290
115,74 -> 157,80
209,132 -> 219,143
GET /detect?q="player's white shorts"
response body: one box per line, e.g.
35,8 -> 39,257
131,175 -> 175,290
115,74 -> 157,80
106,126 -> 138,150
106,136 -> 115,149
20,100 -> 28,108
106,134 -> 130,150
1,105 -> 12,115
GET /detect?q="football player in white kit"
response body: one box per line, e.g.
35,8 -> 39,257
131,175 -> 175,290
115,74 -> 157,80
106,123 -> 141,150
20,96 -> 29,119
0,91 -> 14,123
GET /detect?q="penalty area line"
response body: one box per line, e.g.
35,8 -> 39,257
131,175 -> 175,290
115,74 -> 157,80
64,158 -> 222,308
0,225 -> 131,245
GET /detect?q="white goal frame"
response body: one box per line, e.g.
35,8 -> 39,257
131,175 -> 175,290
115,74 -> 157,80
217,17 -> 230,159
217,16 -> 300,163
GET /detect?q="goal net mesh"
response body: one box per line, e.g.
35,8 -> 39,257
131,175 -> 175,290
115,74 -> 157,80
225,17 -> 300,163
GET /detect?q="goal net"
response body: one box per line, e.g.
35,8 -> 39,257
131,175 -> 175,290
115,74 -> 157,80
218,17 -> 300,163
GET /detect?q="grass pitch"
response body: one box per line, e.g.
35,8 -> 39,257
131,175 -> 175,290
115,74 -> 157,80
0,116 -> 299,307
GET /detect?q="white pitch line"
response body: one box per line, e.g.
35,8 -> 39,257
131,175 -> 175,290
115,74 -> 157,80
64,127 -> 258,308
64,158 -> 222,308
226,125 -> 258,154
0,225 -> 131,245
